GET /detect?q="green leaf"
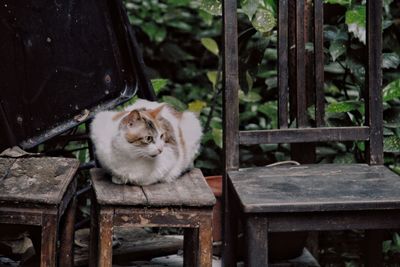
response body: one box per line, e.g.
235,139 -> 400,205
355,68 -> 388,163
382,53 -> 400,69
394,233 -> 400,247
212,128 -> 223,148
384,136 -> 400,153
201,38 -> 219,56
188,100 -> 207,113
142,22 -> 167,43
383,240 -> 392,254
345,6 -> 366,44
258,101 -> 278,129
207,71 -> 218,88
200,0 -> 222,16
251,7 -> 276,33
324,0 -> 351,6
246,71 -> 254,91
241,0 -> 260,19
151,79 -> 169,94
161,96 -> 187,111
239,90 -> 262,102
326,101 -> 362,113
329,40 -> 346,61
166,0 -> 190,6
383,79 -> 400,101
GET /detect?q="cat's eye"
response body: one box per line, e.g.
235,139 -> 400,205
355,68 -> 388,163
143,136 -> 153,143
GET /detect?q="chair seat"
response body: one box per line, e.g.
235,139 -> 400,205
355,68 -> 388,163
0,157 -> 79,205
91,168 -> 216,207
228,164 -> 400,213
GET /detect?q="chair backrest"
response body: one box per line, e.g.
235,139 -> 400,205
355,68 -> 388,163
222,0 -> 383,171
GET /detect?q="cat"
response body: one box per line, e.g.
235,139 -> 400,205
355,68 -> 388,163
90,99 -> 202,186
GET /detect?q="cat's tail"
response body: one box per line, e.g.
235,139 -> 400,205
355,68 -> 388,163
180,111 -> 203,162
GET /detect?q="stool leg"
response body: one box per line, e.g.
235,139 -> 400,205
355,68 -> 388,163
198,216 -> 213,267
365,230 -> 383,267
245,216 -> 269,267
184,228 -> 199,266
40,213 -> 58,267
98,208 -> 113,267
89,196 -> 99,267
59,196 -> 77,267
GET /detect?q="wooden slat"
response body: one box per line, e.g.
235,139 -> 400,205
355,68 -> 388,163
366,0 -> 383,165
314,0 -> 325,127
266,210 -> 400,232
296,0 -> 306,127
239,126 -> 370,145
223,0 -> 239,171
278,0 -> 289,128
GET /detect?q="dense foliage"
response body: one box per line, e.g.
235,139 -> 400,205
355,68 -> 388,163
123,0 -> 400,264
124,0 -> 400,175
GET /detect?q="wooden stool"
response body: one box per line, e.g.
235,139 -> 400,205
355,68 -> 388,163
0,157 -> 79,267
89,168 -> 216,267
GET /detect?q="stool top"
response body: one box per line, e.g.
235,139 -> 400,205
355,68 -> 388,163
91,168 -> 216,207
0,157 -> 79,205
228,164 -> 400,213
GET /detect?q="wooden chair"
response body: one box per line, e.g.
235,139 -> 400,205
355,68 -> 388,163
0,157 -> 79,267
222,0 -> 400,266
89,168 -> 215,267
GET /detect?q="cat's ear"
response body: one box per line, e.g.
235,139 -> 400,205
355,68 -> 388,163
148,105 -> 165,118
121,110 -> 141,127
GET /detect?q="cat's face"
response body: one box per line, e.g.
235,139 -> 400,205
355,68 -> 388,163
119,106 -> 166,158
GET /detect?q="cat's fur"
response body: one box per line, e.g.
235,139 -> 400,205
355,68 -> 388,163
90,99 -> 202,185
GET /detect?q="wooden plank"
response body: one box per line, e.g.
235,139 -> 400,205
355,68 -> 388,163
239,126 -> 370,145
278,0 -> 289,128
228,164 -> 400,213
91,168 -> 214,207
59,196 -> 77,267
314,0 -> 325,127
266,210 -> 400,232
41,212 -> 58,267
114,207 -> 212,228
90,168 -> 147,205
142,169 -> 215,207
0,206 -> 43,225
98,208 -> 113,267
296,0 -> 306,127
198,217 -> 213,267
0,157 -> 79,204
245,216 -> 268,267
222,0 -> 240,171
366,0 -> 383,165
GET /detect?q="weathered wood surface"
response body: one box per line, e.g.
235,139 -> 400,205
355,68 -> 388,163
229,164 -> 400,213
91,168 -> 215,207
0,157 -> 79,204
239,126 -> 370,145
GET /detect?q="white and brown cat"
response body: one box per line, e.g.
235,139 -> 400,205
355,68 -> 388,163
90,99 -> 202,186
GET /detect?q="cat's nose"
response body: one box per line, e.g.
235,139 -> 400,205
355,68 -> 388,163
157,148 -> 163,154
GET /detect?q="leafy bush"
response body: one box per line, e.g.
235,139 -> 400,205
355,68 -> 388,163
125,0 -> 400,176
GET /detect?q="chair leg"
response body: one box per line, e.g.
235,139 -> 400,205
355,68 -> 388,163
40,213 -> 58,267
365,230 -> 383,267
59,196 -> 77,267
245,216 -> 269,267
184,228 -> 199,266
97,208 -> 114,267
223,185 -> 239,266
198,217 -> 213,267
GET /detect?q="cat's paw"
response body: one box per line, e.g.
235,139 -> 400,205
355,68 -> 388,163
111,175 -> 126,185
